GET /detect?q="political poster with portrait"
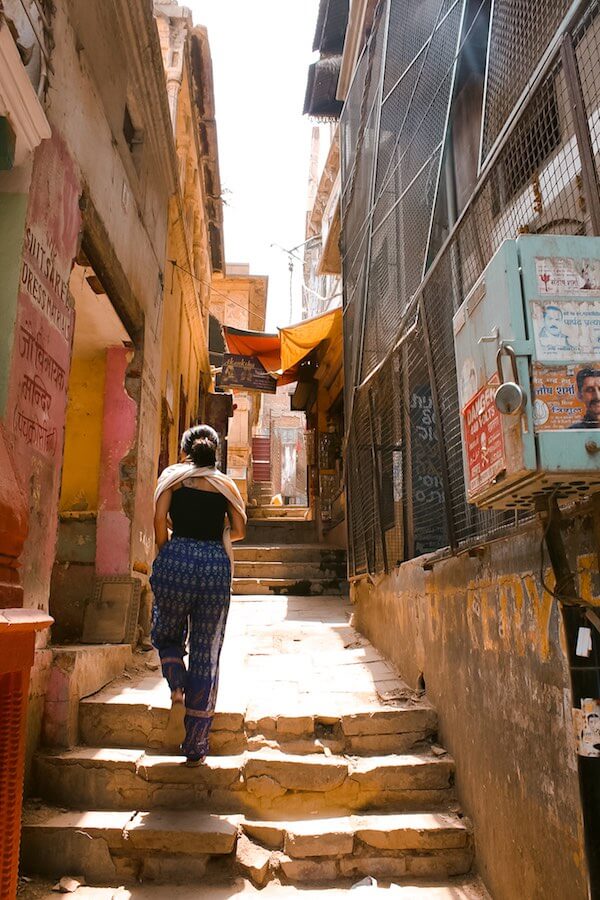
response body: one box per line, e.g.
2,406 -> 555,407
532,363 -> 600,431
531,299 -> 600,362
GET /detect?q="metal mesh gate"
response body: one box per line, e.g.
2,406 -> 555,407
342,0 -> 600,577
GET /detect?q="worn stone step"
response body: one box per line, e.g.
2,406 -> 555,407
21,807 -> 472,886
234,544 -> 346,563
234,561 -> 346,580
247,506 -> 310,519
34,748 -> 455,816
259,811 -> 473,884
242,811 -> 470,856
79,683 -> 437,755
9,879 -> 491,897
241,521 -> 318,545
21,808 -> 238,884
232,578 -> 348,596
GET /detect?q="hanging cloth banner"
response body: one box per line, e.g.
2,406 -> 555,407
218,353 -> 278,394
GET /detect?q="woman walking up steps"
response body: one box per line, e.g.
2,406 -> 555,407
151,425 -> 246,764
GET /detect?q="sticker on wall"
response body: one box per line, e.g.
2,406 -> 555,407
535,256 -> 600,296
532,363 -> 600,431
458,356 -> 478,409
392,448 -> 403,502
531,299 -> 600,361
573,698 -> 600,758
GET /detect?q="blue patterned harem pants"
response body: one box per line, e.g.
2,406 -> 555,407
150,537 -> 231,759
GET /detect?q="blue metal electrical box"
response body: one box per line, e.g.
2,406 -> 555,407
453,235 -> 600,509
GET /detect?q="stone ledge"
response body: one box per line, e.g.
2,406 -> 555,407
43,643 -> 132,748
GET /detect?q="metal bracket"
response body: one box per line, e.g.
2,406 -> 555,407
478,325 -> 499,344
499,339 -> 534,356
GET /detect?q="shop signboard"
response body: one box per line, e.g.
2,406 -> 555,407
219,353 -> 277,393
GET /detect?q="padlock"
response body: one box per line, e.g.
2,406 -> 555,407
494,345 -> 527,416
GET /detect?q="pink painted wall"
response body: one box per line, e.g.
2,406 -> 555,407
4,134 -> 81,614
96,346 -> 137,576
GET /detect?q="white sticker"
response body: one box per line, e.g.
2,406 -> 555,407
536,256 -> 600,295
576,627 -> 593,658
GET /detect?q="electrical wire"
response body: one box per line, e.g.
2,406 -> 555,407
169,260 -> 267,321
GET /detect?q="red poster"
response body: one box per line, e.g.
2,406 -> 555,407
462,376 -> 506,497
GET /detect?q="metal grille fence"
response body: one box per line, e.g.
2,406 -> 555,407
480,0 -> 573,162
342,0 -> 600,577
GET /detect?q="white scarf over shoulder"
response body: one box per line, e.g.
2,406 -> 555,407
154,463 -> 247,580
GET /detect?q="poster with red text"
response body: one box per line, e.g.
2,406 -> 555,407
462,376 -> 506,497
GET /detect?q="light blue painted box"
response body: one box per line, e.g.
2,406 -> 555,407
453,235 -> 600,509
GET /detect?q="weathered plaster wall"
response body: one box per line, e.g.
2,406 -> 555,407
0,165 -> 31,415
59,352 -> 106,512
45,0 -> 172,578
4,133 -> 80,617
96,347 -> 137,576
156,29 -> 213,477
352,520 -> 593,900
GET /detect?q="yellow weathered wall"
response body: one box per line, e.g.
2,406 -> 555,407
59,352 -> 106,512
158,56 -> 213,468
352,518 -> 594,900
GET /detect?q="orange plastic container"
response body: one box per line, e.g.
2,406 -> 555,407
0,610 -> 51,900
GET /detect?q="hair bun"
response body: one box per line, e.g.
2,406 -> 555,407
181,425 -> 219,467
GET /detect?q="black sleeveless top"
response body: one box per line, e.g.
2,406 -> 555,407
169,487 -> 228,541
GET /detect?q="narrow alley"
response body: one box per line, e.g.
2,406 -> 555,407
3,1 -> 600,899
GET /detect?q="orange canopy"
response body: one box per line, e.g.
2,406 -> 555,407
279,306 -> 342,373
223,327 -> 281,373
223,306 -> 342,386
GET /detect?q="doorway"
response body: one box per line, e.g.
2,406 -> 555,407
49,261 -> 136,642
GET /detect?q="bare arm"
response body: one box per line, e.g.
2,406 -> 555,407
227,502 -> 246,542
154,489 -> 172,550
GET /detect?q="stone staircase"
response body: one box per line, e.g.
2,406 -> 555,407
22,596 -> 483,895
242,517 -> 318,546
233,543 -> 348,597
247,506 -> 311,520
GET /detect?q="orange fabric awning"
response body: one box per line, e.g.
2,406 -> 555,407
223,327 -> 281,373
223,306 -> 342,385
280,306 -> 342,373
